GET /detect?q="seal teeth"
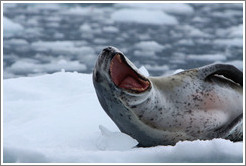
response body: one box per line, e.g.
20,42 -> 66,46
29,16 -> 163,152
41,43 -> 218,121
116,54 -> 122,63
132,87 -> 144,91
110,61 -> 114,76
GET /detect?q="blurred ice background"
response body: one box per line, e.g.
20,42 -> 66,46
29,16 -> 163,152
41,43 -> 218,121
3,3 -> 243,79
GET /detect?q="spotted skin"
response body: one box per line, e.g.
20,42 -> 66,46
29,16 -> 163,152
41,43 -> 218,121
93,46 -> 243,147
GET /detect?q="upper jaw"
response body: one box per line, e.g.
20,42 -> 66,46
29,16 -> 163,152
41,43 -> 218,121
101,47 -> 151,94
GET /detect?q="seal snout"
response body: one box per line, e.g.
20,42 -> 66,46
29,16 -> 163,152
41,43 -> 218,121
101,46 -> 121,56
102,46 -> 113,55
110,54 -> 150,93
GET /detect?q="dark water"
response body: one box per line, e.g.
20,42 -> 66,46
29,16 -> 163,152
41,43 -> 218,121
3,3 -> 243,79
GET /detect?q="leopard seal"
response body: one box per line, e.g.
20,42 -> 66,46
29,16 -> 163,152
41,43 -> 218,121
93,46 -> 243,147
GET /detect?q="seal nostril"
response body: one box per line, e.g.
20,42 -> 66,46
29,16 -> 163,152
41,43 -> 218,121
103,46 -> 113,53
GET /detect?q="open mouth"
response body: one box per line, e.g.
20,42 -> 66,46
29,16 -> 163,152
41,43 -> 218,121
110,54 -> 150,93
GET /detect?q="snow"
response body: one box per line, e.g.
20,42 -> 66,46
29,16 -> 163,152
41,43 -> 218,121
114,3 -> 194,15
187,54 -> 227,61
28,3 -> 61,11
145,64 -> 170,72
173,69 -> 184,74
3,70 -> 243,163
182,25 -> 211,38
226,60 -> 244,71
4,39 -> 28,46
214,24 -> 243,48
8,59 -> 87,75
212,9 -> 243,18
111,9 -> 178,25
135,41 -> 165,52
102,26 -> 119,33
177,39 -> 194,46
134,41 -> 166,57
228,24 -> 243,38
139,66 -> 150,77
79,23 -> 92,32
97,125 -> 138,151
60,6 -> 102,16
3,16 -> 24,37
31,41 -> 95,54
216,24 -> 243,38
214,38 -> 243,47
30,41 -> 97,66
192,16 -> 208,23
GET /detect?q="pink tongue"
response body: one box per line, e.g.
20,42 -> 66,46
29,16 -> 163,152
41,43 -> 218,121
119,76 -> 143,89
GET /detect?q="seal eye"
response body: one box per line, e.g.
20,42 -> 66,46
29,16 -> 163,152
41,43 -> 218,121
110,54 -> 150,93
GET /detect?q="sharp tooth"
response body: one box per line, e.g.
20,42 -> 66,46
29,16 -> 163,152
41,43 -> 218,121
110,61 -> 114,72
116,54 -> 122,63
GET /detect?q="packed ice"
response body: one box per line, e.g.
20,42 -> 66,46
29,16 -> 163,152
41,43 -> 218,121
3,71 -> 243,163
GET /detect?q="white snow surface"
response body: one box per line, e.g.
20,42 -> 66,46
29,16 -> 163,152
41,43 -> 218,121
3,71 -> 243,163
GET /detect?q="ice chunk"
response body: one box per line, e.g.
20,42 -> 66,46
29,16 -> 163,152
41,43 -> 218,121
135,41 -> 165,52
139,66 -> 150,77
97,125 -> 138,151
214,38 -> 243,47
187,54 -> 227,61
114,3 -> 194,15
173,69 -> 184,74
3,17 -> 24,37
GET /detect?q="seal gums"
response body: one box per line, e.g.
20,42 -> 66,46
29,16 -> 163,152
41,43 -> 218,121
110,54 -> 150,93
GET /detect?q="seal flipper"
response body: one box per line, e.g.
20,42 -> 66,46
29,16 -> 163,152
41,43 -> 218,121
224,115 -> 243,142
214,113 -> 243,142
198,64 -> 243,142
198,64 -> 243,86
